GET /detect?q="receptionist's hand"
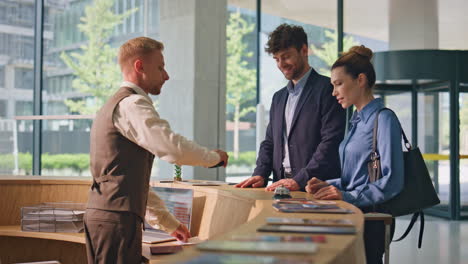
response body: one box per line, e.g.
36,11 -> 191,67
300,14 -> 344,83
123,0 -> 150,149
305,177 -> 329,194
313,185 -> 343,200
170,224 -> 191,242
265,179 -> 300,192
235,176 -> 265,188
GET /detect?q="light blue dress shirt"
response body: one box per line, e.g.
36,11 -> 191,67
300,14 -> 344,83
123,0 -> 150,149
282,68 -> 312,173
327,98 -> 404,208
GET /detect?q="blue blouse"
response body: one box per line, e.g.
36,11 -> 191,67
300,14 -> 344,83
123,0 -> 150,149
327,98 -> 404,208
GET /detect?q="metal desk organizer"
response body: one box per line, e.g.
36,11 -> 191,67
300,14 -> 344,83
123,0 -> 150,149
21,202 -> 85,233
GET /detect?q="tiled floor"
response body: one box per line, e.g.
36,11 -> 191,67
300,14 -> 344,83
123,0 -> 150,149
390,215 -> 468,264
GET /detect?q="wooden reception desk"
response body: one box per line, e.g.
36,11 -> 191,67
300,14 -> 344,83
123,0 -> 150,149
0,177 -> 365,264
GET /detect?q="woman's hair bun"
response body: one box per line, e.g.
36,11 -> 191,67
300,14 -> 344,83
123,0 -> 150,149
349,45 -> 373,60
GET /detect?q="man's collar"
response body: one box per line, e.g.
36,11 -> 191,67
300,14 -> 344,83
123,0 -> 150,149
121,81 -> 152,102
286,67 -> 312,94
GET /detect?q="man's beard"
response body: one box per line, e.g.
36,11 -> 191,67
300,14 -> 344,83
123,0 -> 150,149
286,60 -> 305,81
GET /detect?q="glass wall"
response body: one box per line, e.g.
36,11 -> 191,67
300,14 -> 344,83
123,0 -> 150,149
225,0 -> 258,182
0,0 -> 34,175
460,92 -> 468,215
37,0 -> 161,177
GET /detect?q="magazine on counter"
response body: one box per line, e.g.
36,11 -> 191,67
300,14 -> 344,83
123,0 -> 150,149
230,234 -> 327,243
197,240 -> 318,254
274,198 -> 337,205
257,224 -> 356,235
266,217 -> 354,227
272,203 -> 353,214
181,253 -> 312,264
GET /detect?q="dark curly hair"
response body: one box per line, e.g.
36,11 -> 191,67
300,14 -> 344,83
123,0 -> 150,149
265,24 -> 308,55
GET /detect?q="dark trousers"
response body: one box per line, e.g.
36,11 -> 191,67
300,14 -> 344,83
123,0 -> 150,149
364,218 -> 396,264
84,209 -> 144,264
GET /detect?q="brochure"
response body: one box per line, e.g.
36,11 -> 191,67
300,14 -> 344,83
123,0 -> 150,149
152,186 -> 194,230
142,229 -> 176,244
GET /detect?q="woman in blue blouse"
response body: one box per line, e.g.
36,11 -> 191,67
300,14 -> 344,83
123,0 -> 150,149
305,45 -> 404,264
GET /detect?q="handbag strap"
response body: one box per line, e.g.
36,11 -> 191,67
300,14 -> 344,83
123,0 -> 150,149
371,108 -> 412,169
393,211 -> 425,248
373,107 -> 412,150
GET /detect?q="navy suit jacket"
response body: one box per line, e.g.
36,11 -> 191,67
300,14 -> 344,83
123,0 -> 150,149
253,69 -> 346,189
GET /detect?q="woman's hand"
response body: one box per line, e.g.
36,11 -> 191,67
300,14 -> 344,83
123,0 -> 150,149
305,177 -> 329,194
313,185 -> 343,200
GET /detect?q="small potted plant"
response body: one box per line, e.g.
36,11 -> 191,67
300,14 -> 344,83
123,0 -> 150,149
174,165 -> 182,181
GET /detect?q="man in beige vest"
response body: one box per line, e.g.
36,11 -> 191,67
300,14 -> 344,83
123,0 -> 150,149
85,37 -> 229,264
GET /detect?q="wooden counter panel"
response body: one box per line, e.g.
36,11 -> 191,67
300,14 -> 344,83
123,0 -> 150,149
0,183 -> 90,225
0,236 -> 86,264
0,178 -> 366,264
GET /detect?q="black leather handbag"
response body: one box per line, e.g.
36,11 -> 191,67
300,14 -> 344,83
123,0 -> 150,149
368,108 -> 440,247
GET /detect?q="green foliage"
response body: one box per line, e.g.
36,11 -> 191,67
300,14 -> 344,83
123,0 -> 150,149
226,12 -> 256,113
227,151 -> 256,167
42,153 -> 90,173
310,30 -> 359,76
0,153 -> 33,174
0,153 -> 89,175
60,0 -> 137,114
174,165 -> 182,181
226,12 -> 257,158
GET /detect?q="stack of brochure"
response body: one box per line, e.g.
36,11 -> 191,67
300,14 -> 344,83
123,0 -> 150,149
21,202 -> 85,233
257,198 -> 357,234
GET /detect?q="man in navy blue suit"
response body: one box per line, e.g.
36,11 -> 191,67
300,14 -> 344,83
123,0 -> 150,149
236,24 -> 345,191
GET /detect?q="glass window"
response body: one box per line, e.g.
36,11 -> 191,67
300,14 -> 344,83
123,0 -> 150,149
260,0 -> 337,107
0,65 -> 4,88
14,68 -> 34,90
15,101 -> 33,116
0,100 -> 6,118
225,0 -> 258,182
0,1 -> 34,175
41,0 -> 157,177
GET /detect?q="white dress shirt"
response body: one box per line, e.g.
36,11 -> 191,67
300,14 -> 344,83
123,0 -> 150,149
113,81 -> 220,233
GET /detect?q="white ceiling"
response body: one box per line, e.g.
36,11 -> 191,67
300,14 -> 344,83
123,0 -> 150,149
229,0 -> 468,49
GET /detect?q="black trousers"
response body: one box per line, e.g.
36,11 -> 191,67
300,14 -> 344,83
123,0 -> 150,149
364,217 -> 396,264
84,209 -> 146,264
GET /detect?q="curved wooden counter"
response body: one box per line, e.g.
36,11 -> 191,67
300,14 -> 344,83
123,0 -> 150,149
0,177 -> 365,264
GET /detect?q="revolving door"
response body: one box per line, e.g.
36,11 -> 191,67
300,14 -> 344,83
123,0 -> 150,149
373,50 -> 468,220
